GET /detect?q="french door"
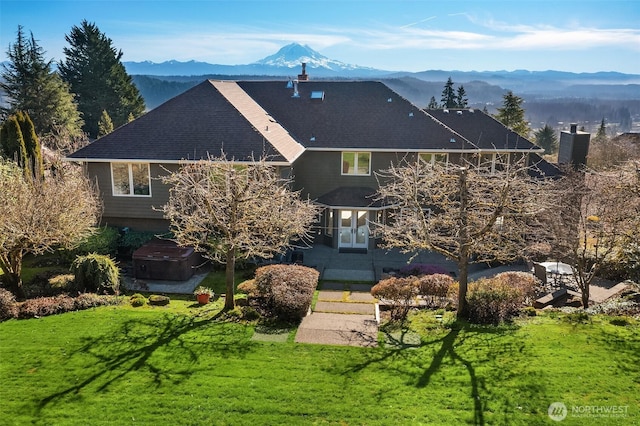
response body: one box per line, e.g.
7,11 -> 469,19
339,210 -> 368,249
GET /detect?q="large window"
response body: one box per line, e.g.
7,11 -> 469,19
342,152 -> 371,175
111,163 -> 151,196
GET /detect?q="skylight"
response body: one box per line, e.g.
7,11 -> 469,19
310,91 -> 325,100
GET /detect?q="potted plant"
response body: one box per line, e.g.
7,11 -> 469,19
194,286 -> 214,305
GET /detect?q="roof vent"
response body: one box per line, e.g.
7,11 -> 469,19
292,80 -> 300,98
449,137 -> 456,143
409,112 -> 414,117
443,109 -> 449,114
310,135 -> 316,142
286,79 -> 293,89
310,91 -> 325,101
387,98 -> 392,103
469,109 -> 475,113
457,110 -> 463,115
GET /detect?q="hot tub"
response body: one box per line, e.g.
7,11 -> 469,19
132,240 -> 200,281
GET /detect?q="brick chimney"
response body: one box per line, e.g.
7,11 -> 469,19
297,62 -> 309,81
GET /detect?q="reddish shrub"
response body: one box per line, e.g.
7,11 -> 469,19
237,279 -> 258,297
399,263 -> 448,277
416,273 -> 455,308
0,288 -> 18,321
253,264 -> 319,322
371,277 -> 418,321
18,295 -> 75,319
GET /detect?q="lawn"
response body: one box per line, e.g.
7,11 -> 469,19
0,301 -> 638,425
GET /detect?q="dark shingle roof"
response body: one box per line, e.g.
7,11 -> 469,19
68,81 -> 287,162
238,81 -> 474,151
426,109 -> 541,151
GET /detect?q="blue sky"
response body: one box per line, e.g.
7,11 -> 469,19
1,0 -> 639,73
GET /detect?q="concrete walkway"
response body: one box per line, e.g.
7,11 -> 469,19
295,287 -> 379,347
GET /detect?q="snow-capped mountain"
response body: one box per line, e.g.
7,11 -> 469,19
253,43 -> 360,71
123,43 -> 388,77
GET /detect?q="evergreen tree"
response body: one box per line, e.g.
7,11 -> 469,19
97,110 -> 114,137
534,124 -> 558,154
59,20 -> 145,139
427,96 -> 439,109
456,85 -> 468,108
440,77 -> 457,109
0,26 -> 83,139
594,118 -> 608,143
1,112 -> 44,180
0,115 -> 28,167
494,91 -> 530,137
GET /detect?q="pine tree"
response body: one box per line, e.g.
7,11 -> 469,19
456,85 -> 468,108
59,20 -> 145,139
0,26 -> 83,139
534,124 -> 558,154
427,96 -> 439,109
440,77 -> 457,109
494,91 -> 530,137
97,110 -> 114,137
595,117 -> 607,143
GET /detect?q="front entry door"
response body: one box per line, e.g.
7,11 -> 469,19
339,210 -> 368,249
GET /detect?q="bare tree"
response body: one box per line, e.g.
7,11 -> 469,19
547,163 -> 640,307
161,156 -> 319,310
375,156 -> 554,318
0,160 -> 101,298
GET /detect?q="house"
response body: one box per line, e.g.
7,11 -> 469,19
68,73 -> 562,252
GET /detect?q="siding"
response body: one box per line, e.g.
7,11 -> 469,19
88,162 -> 176,222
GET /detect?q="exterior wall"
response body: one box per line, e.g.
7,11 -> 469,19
87,162 -> 177,232
291,150 -> 410,199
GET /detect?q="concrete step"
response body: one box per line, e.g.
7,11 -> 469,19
314,301 -> 375,315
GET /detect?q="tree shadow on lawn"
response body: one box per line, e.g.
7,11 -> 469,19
337,321 -> 537,426
37,310 -> 255,413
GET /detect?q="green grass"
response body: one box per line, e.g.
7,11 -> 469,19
0,305 -> 638,425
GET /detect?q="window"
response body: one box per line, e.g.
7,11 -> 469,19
419,152 -> 448,165
111,163 -> 151,196
342,152 -> 371,175
477,152 -> 510,174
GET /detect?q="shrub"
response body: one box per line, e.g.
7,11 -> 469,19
119,229 -> 157,256
0,288 -> 18,321
130,293 -> 147,307
253,264 -> 319,322
492,271 -> 537,305
371,277 -> 419,321
74,293 -> 118,310
148,295 -> 170,306
66,226 -> 120,259
416,274 -> 455,308
399,263 -> 449,277
466,275 -> 533,325
24,269 -> 73,298
237,279 -> 259,297
18,295 -> 76,319
49,274 -> 76,290
70,253 -> 120,294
